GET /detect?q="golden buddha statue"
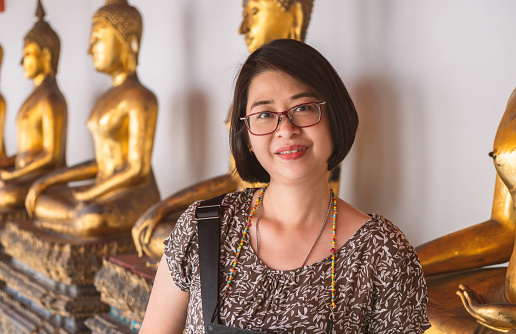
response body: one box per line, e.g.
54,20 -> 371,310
25,0 -> 160,238
0,45 -> 6,159
452,88 -> 516,332
131,0 -> 341,264
0,0 -> 67,213
415,89 -> 516,333
0,2 -> 158,331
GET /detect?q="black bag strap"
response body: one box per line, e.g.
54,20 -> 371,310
196,193 -> 226,331
196,192 -> 331,333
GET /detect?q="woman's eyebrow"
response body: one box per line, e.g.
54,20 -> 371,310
249,92 -> 318,110
249,99 -> 272,110
290,92 -> 319,101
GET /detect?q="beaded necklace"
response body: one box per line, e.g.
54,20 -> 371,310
223,185 -> 338,327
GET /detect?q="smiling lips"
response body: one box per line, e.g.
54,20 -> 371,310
275,146 -> 308,160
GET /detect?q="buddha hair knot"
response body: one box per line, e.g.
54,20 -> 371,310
24,0 -> 61,73
92,0 -> 143,47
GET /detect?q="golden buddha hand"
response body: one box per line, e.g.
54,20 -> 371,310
457,284 -> 516,332
132,200 -> 165,257
25,180 -> 45,216
25,160 -> 98,216
132,174 -> 238,259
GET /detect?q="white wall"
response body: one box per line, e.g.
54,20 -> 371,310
0,0 -> 514,247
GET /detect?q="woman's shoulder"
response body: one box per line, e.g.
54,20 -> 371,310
163,188 -> 254,265
220,188 -> 255,210
338,201 -> 415,260
167,188 -> 254,231
176,188 -> 253,214
355,214 -> 417,260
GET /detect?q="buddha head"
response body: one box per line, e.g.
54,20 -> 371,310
89,0 -> 142,75
239,0 -> 314,52
23,0 -> 60,77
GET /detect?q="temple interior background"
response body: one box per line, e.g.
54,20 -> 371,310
0,0 -> 515,248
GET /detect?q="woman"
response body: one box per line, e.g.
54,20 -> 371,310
141,39 -> 430,333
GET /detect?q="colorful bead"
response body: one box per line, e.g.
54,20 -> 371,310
224,184 -> 268,293
331,190 -> 336,315
224,185 -> 338,322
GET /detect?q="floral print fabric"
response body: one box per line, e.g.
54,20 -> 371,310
164,188 -> 431,333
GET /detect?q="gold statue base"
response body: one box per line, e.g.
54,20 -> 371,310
0,208 -> 27,230
85,313 -> 135,334
425,267 -> 507,333
86,254 -> 155,333
0,220 -> 135,333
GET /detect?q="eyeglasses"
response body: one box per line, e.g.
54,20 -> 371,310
240,102 -> 326,136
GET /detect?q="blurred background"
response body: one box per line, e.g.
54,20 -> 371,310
0,0 -> 514,247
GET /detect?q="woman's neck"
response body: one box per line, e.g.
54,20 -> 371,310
261,177 -> 333,230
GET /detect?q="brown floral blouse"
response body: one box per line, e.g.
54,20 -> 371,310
164,188 -> 431,333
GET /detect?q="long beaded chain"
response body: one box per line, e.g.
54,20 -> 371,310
223,184 -> 338,326
224,184 -> 268,297
331,190 -> 337,314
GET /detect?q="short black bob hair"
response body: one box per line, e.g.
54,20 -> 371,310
230,39 -> 358,183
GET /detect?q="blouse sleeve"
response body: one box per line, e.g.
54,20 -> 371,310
371,249 -> 431,333
163,200 -> 201,292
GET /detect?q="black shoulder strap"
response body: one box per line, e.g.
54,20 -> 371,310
196,193 -> 226,331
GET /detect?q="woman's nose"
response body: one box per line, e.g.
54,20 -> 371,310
275,115 -> 300,137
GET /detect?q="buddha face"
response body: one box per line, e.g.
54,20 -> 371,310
239,0 -> 300,53
88,21 -> 124,74
22,42 -> 44,79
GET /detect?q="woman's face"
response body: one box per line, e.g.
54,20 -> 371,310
245,70 -> 333,184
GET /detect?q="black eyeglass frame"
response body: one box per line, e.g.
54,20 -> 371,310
240,101 -> 326,136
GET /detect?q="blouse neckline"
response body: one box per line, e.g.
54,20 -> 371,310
235,188 -> 378,275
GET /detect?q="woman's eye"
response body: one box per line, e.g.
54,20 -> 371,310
294,105 -> 312,112
294,104 -> 315,113
256,112 -> 273,119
